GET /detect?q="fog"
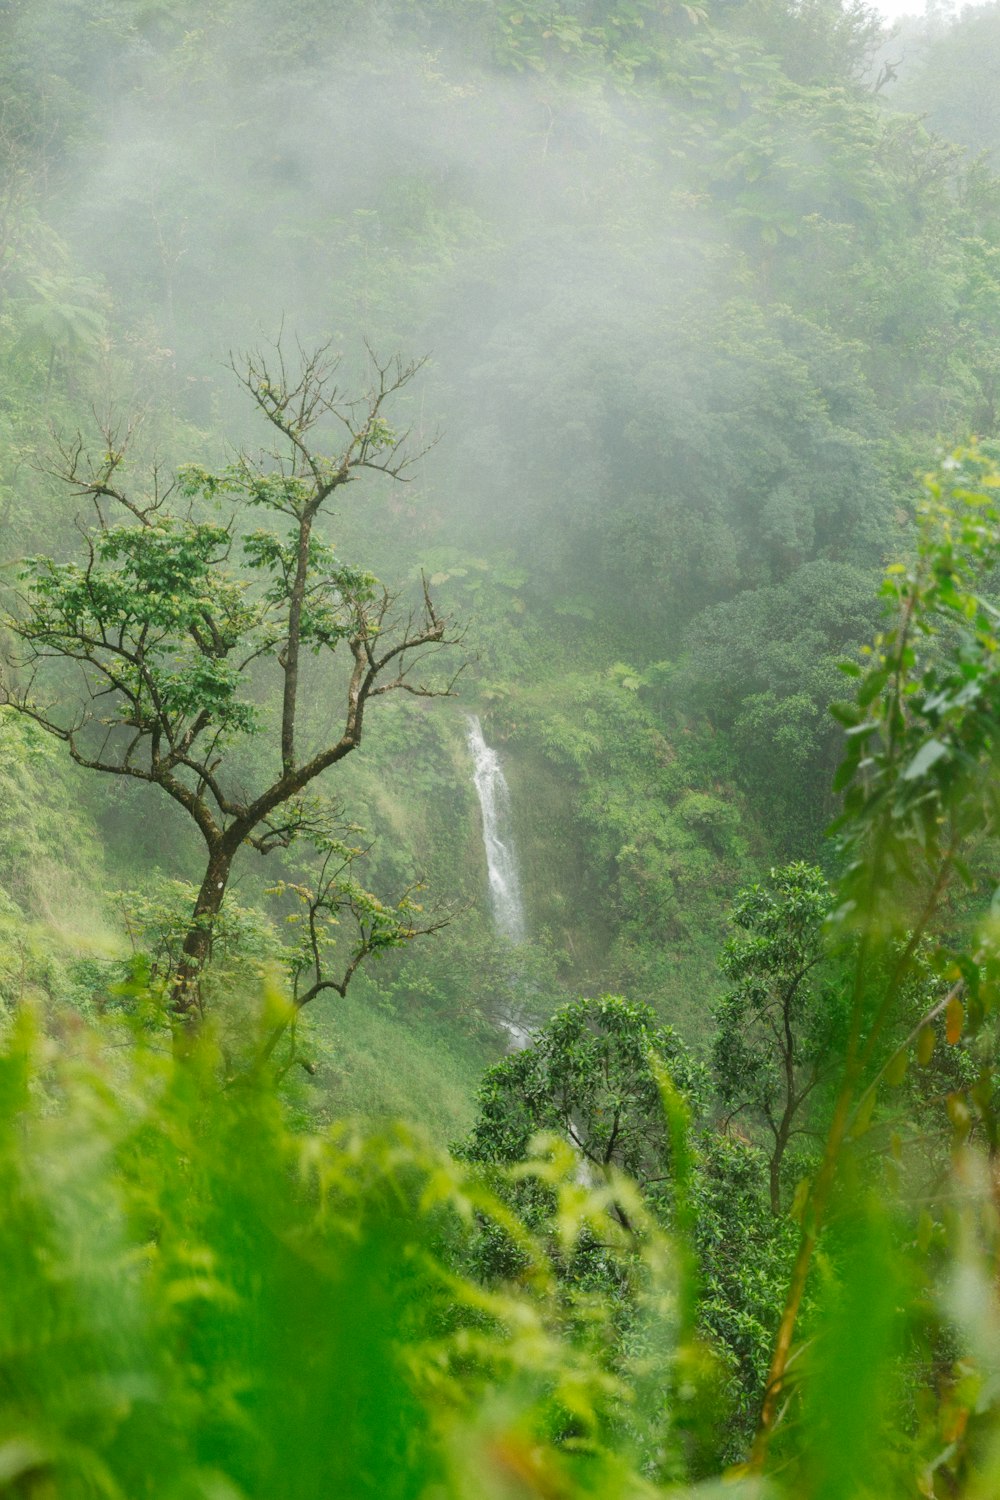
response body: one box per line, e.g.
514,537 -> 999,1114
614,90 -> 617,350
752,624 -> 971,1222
20,6 -> 900,637
2,0 -> 997,1014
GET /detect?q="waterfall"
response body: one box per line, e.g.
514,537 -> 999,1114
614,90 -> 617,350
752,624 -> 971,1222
466,718 -> 584,1137
466,714 -> 531,1051
466,714 -> 527,945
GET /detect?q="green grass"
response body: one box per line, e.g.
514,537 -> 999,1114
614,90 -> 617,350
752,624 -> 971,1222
303,982 -> 498,1139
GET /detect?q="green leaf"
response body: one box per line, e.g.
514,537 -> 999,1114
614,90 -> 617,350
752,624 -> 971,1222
902,738 -> 950,781
832,754 -> 861,793
885,1049 -> 908,1087
829,700 -> 861,726
857,669 -> 890,709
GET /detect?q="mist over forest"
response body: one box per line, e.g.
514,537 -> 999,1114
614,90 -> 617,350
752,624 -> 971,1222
4,0 -> 1000,1495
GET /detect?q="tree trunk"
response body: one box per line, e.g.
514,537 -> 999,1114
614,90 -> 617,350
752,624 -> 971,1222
280,507 -> 315,775
769,1146 -> 784,1217
170,840 -> 236,1051
769,1109 -> 794,1215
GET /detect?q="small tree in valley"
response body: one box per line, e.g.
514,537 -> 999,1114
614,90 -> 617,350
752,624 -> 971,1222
464,996 -> 707,1230
712,863 -> 841,1214
1,342 -> 462,1042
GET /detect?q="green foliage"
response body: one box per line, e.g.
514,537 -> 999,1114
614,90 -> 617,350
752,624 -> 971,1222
893,3 -> 1000,166
302,979 -> 493,1137
9,7 -> 1000,1493
0,709 -> 103,917
463,995 -> 707,1179
354,921 -> 570,1039
458,1001 -> 796,1467
17,271 -> 108,370
493,668 -> 756,1021
0,1003 -> 705,1499
680,560 -> 881,846
8,434 -> 1000,1495
713,863 -> 842,1211
453,294 -> 896,644
459,996 -> 730,1479
731,448 -> 1000,1474
23,515 -> 263,736
4,0 -> 995,1045
832,445 -> 1000,886
693,1135 -> 798,1446
113,876 -> 277,992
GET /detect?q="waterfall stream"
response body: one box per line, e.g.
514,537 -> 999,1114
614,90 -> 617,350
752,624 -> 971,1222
465,714 -> 532,1050
466,718 -> 590,1174
466,714 -> 526,944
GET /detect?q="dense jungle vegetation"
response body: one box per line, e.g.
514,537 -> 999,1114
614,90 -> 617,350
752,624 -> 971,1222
7,0 -> 1000,1493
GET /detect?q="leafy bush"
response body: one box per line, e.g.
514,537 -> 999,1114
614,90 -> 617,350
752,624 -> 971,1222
0,1004 -> 707,1499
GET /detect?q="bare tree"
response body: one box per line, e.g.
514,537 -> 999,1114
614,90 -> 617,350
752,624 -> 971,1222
1,342 -> 463,1044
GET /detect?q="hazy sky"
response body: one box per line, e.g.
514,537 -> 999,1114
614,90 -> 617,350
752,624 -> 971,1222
872,0 -> 925,21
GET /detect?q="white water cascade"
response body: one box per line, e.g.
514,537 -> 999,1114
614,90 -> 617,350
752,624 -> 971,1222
466,719 -> 589,1163
466,714 -> 527,945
